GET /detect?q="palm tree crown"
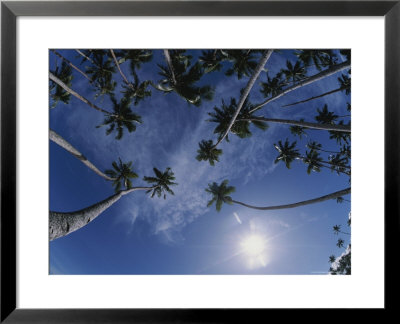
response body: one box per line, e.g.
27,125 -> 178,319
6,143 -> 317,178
143,167 -> 177,199
196,140 -> 223,166
156,50 -> 214,106
96,94 -> 142,140
281,60 -> 306,84
205,180 -> 236,212
223,50 -> 259,79
274,139 -> 300,169
50,61 -> 73,108
105,158 -> 138,192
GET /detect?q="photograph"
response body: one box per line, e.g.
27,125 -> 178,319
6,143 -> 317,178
49,49 -> 351,275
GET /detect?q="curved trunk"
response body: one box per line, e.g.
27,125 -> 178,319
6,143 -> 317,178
250,61 -> 351,113
230,187 -> 350,211
163,49 -> 177,85
50,129 -> 116,181
110,49 -> 136,91
213,50 -> 274,148
282,87 -> 343,107
49,72 -> 113,116
49,186 -> 154,241
50,49 -> 92,82
240,116 -> 351,133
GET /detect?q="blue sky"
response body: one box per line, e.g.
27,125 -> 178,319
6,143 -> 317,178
49,49 -> 350,275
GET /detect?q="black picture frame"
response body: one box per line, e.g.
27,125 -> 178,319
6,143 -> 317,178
1,0 -> 399,322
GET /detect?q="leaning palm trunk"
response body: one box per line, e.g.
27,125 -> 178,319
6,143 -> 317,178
110,49 -> 136,91
49,186 -> 155,241
50,49 -> 93,82
282,86 -> 344,108
49,72 -> 113,116
50,129 -> 116,181
213,50 -> 274,148
229,187 -> 350,211
239,116 -> 351,133
249,61 -> 350,113
163,49 -> 177,85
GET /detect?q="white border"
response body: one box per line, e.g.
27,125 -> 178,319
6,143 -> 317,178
17,17 -> 384,308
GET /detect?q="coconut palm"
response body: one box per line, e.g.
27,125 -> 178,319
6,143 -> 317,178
336,239 -> 345,248
295,50 -> 331,71
199,49 -> 224,73
274,139 -> 300,169
49,129 -> 116,181
205,180 -> 351,212
223,50 -> 260,79
49,61 -> 73,108
49,185 -> 156,241
114,49 -> 153,72
282,73 -> 351,107
329,122 -> 351,145
105,158 -> 139,192
143,167 -> 177,199
260,73 -> 285,97
304,149 -> 323,174
83,50 -> 117,98
207,98 -> 268,142
250,60 -> 351,113
315,104 -> 339,124
96,94 -> 142,140
329,255 -> 336,263
281,60 -> 306,84
50,49 -> 92,82
156,50 -> 214,106
196,140 -> 223,166
205,180 -> 236,212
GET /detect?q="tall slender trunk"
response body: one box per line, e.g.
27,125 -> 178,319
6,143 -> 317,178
75,49 -> 97,67
230,187 -> 350,211
49,72 -> 113,116
213,50 -> 274,148
282,87 -> 343,107
50,129 -> 116,181
163,49 -> 177,85
239,116 -> 351,133
249,61 -> 350,113
50,49 -> 93,82
110,49 -> 136,91
49,186 -> 155,241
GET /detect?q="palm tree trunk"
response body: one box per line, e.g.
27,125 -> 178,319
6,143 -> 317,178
50,129 -> 116,181
240,116 -> 351,133
249,60 -> 350,113
213,50 -> 274,148
75,49 -> 97,66
230,187 -> 350,211
49,186 -> 154,241
49,72 -> 113,116
50,49 -> 93,82
163,49 -> 177,85
282,87 -> 343,107
110,49 -> 136,91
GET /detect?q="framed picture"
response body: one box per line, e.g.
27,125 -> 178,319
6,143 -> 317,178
1,0 -> 398,321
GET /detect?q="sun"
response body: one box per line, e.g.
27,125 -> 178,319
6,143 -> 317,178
241,234 -> 266,257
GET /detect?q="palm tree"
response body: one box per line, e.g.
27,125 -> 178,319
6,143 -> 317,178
211,50 -> 273,148
50,49 -> 92,82
249,60 -> 351,113
295,50 -> 331,71
207,98 -> 268,142
260,73 -> 285,97
110,49 -> 152,105
143,167 -> 177,199
49,72 -> 112,115
49,185 -> 156,241
223,50 -> 261,79
273,139 -> 300,169
282,74 -> 351,107
82,50 -> 117,98
205,180 -> 351,211
196,140 -> 223,166
336,239 -> 345,248
49,61 -> 73,108
205,180 -> 236,212
333,224 -> 350,235
315,104 -> 339,124
281,60 -> 306,84
114,49 -> 153,72
104,158 -> 138,192
49,129 -> 116,181
156,50 -> 214,106
96,94 -> 142,140
199,49 -> 224,73
329,255 -> 336,263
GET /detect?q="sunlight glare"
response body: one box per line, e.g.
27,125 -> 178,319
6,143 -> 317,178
241,235 -> 266,257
